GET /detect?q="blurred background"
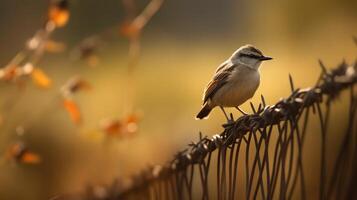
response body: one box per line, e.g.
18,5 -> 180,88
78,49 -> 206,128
0,0 -> 356,199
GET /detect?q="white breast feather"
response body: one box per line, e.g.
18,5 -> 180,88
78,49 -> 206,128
212,67 -> 260,107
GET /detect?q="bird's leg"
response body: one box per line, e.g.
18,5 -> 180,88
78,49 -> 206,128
220,106 -> 233,123
235,106 -> 248,115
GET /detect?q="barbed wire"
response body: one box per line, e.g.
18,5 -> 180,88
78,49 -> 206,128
103,58 -> 357,200
48,43 -> 357,200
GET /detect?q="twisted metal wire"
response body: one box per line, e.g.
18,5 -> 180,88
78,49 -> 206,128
78,58 -> 357,200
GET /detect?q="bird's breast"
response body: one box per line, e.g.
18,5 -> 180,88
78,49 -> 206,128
212,68 -> 260,107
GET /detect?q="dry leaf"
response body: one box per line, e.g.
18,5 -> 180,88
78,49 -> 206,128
21,152 -> 41,164
100,113 -> 141,138
7,142 -> 41,164
48,8 -> 69,27
124,113 -> 140,124
63,99 -> 81,124
100,118 -> 123,136
31,68 -> 52,88
48,0 -> 69,27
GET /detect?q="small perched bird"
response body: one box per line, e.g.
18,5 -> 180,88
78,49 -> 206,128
196,45 -> 272,120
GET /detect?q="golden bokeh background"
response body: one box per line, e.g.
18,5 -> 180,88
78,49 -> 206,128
0,0 -> 356,199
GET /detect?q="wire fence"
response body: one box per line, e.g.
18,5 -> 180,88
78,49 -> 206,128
78,58 -> 357,200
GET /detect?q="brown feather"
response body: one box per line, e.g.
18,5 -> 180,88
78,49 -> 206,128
196,103 -> 212,119
203,62 -> 235,103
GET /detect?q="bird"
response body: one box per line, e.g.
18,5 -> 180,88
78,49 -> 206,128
196,44 -> 272,121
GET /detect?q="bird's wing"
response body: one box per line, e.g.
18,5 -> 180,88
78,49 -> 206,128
215,60 -> 228,73
203,62 -> 235,103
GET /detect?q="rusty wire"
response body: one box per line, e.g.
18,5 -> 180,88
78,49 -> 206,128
75,56 -> 357,200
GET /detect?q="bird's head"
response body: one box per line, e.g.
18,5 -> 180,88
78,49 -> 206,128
231,44 -> 272,70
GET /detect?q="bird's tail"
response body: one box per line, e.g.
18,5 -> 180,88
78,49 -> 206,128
196,103 -> 212,120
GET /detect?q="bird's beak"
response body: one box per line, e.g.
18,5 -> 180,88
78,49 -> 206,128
259,56 -> 273,61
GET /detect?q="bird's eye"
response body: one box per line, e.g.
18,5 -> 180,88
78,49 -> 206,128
241,53 -> 261,59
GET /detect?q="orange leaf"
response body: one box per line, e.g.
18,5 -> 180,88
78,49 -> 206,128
6,142 -> 41,164
124,113 -> 140,124
21,152 -> 41,164
31,68 -> 52,88
63,99 -> 81,124
48,4 -> 69,27
100,119 -> 123,136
